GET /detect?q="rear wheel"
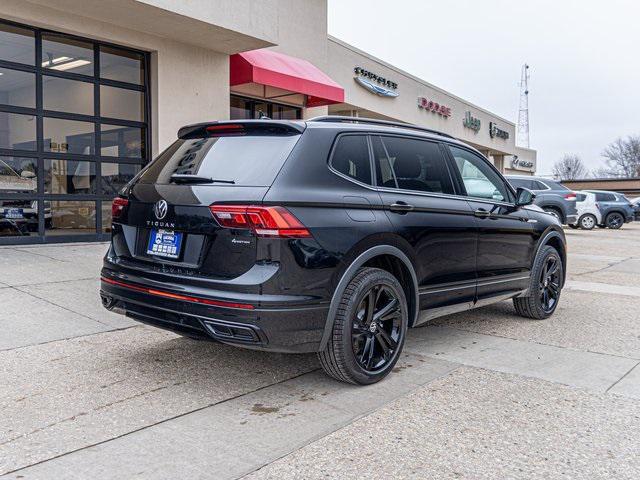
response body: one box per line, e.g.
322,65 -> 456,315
318,267 -> 408,385
543,207 -> 562,223
579,214 -> 597,230
605,212 -> 624,229
513,245 -> 563,320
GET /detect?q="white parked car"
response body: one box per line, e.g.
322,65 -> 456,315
569,191 -> 602,230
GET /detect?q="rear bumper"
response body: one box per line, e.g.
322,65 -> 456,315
565,214 -> 578,225
100,268 -> 329,353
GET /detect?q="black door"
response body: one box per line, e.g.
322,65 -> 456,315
371,135 -> 477,319
446,145 -> 536,303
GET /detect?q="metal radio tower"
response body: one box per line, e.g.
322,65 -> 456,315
517,64 -> 530,148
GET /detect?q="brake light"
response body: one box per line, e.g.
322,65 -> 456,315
564,192 -> 577,201
112,197 -> 129,219
205,124 -> 245,136
209,205 -> 311,238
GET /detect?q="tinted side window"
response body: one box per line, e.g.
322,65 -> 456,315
532,180 -> 548,190
330,135 -> 372,185
576,193 -> 587,202
594,193 -> 615,202
448,146 -> 511,202
508,178 -> 534,189
375,136 -> 454,194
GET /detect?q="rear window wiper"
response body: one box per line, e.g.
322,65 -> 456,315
170,174 -> 235,184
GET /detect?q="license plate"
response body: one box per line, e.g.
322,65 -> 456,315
4,208 -> 23,219
147,229 -> 183,259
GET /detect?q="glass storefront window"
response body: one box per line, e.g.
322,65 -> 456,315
44,159 -> 96,194
0,112 -> 37,150
0,23 -> 35,65
0,21 -> 149,243
100,46 -> 144,85
45,200 -> 96,236
43,117 -> 95,155
100,85 -> 143,121
230,96 -> 251,119
101,162 -> 140,195
0,198 -> 40,237
0,68 -> 36,108
0,156 -> 38,194
101,124 -> 145,158
41,33 -> 94,76
43,75 -> 94,116
101,201 -> 112,233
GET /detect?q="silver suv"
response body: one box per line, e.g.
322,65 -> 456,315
506,176 -> 578,225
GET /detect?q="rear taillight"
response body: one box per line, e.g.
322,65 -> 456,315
112,197 -> 129,219
564,192 -> 577,201
209,205 -> 311,238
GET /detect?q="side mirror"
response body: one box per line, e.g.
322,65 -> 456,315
515,187 -> 535,207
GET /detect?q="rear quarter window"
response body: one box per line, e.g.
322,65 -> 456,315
329,134 -> 372,185
138,135 -> 301,186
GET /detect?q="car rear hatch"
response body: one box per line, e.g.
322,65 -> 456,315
108,120 -> 304,283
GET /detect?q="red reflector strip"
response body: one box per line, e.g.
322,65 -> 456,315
101,277 -> 254,310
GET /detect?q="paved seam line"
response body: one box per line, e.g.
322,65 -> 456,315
434,324 -> 640,361
573,256 -> 632,276
236,363 -> 463,480
605,361 -> 640,393
1,368 -> 322,477
8,247 -> 68,262
11,285 -> 114,328
8,276 -> 99,288
0,325 -> 140,353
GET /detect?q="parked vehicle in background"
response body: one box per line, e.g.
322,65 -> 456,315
506,175 -> 578,225
100,117 -> 567,385
568,191 -> 601,230
630,197 -> 640,221
584,190 -> 635,229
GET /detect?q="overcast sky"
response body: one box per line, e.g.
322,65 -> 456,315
327,0 -> 640,175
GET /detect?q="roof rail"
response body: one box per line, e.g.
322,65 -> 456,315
307,115 -> 454,139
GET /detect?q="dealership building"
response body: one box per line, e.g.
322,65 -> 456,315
0,0 -> 537,244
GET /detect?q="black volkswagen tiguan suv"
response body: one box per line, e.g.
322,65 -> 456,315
101,117 -> 566,385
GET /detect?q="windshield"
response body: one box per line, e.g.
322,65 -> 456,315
138,135 -> 301,186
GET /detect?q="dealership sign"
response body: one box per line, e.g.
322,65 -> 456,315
463,111 -> 481,132
354,67 -> 398,97
417,97 -> 451,117
511,156 -> 534,170
489,122 -> 509,140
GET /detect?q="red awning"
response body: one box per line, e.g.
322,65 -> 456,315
230,49 -> 344,107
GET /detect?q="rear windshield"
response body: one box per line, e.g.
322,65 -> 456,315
138,135 -> 300,186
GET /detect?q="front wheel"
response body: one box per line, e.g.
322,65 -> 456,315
605,212 -> 624,229
579,214 -> 597,230
513,245 -> 563,319
318,267 -> 408,385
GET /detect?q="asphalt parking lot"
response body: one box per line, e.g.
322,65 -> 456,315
2,224 -> 640,479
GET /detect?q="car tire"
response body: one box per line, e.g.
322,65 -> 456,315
318,267 -> 408,385
578,214 -> 597,230
513,245 -> 563,320
605,212 -> 624,229
542,207 -> 562,222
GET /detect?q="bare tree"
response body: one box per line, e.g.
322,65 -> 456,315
552,154 -> 589,180
599,135 -> 640,178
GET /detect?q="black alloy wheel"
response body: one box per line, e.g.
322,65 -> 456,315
513,245 -> 563,320
351,284 -> 402,372
318,267 -> 408,385
605,212 -> 624,229
539,255 -> 561,313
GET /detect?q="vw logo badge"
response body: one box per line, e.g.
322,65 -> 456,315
154,200 -> 168,220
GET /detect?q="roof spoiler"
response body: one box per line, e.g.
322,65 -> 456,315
178,120 -> 305,139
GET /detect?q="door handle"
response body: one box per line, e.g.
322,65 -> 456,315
474,208 -> 491,218
389,202 -> 414,213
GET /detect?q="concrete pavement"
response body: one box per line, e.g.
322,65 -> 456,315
1,224 -> 639,479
